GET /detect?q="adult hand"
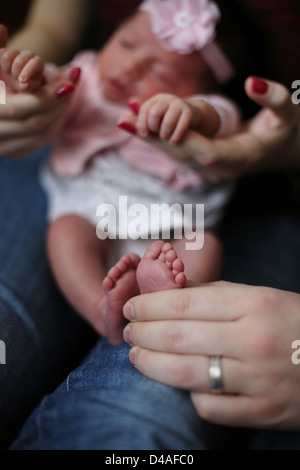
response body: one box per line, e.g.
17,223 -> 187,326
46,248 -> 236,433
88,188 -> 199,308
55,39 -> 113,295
123,283 -> 300,430
0,24 -> 80,158
0,24 -> 7,47
119,77 -> 300,182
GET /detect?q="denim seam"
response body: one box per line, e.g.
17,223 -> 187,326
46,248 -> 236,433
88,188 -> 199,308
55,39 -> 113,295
36,396 -> 51,446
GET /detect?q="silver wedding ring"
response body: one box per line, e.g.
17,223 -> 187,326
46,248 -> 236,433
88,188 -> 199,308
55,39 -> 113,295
209,355 -> 223,393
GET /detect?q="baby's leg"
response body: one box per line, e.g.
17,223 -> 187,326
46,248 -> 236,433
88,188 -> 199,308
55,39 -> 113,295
172,231 -> 222,283
47,215 -> 109,333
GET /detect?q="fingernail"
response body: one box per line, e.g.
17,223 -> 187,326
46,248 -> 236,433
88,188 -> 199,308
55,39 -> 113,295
123,325 -> 133,344
251,77 -> 269,94
123,301 -> 135,320
117,122 -> 137,135
18,74 -> 27,83
128,100 -> 140,116
56,83 -> 74,98
70,67 -> 81,84
129,347 -> 138,366
139,129 -> 149,138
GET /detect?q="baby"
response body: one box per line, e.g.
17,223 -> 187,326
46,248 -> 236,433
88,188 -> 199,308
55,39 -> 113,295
0,0 -> 240,345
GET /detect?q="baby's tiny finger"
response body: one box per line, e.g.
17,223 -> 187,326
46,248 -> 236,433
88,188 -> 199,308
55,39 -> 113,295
0,49 -> 20,74
18,56 -> 44,84
136,100 -> 155,137
136,111 -> 149,137
160,107 -> 181,141
147,101 -> 169,134
169,109 -> 193,144
11,50 -> 36,81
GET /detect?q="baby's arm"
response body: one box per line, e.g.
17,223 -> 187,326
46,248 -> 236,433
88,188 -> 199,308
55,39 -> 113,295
0,47 -> 45,92
135,94 -> 221,145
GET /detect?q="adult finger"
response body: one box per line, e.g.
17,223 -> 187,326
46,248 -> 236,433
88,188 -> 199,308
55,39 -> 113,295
0,108 -> 64,157
0,100 -> 65,137
124,319 -> 239,356
123,282 -> 249,322
0,66 -> 78,120
129,347 -> 247,394
245,77 -> 299,125
0,132 -> 49,157
191,392 -> 258,427
117,121 -> 248,180
117,114 -> 193,163
0,25 -> 8,48
177,128 -> 256,176
175,78 -> 300,172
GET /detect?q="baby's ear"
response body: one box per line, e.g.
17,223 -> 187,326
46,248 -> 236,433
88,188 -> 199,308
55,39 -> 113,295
0,25 -> 8,48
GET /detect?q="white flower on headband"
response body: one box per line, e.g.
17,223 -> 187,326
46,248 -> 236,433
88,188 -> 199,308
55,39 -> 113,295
140,0 -> 221,54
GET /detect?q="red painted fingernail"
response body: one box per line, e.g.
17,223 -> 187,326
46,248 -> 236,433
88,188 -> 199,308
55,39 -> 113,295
128,100 -> 140,116
118,122 -> 137,134
70,67 -> 81,84
251,77 -> 269,94
56,84 -> 75,98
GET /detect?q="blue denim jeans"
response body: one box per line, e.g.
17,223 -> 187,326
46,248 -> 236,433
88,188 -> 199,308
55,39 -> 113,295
11,201 -> 300,449
11,339 -> 207,450
0,151 -> 95,449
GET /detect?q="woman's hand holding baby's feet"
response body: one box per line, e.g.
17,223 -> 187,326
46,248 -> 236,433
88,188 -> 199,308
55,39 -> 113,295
99,242 -> 186,345
137,240 -> 186,294
0,47 -> 45,92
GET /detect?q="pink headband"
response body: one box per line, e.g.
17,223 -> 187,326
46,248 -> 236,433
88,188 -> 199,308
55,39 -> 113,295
139,0 -> 235,84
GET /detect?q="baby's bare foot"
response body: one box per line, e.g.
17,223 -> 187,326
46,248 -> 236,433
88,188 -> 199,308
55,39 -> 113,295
137,240 -> 186,294
102,253 -> 140,345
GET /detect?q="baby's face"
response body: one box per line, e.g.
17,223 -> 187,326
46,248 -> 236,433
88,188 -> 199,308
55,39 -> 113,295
98,11 -> 209,104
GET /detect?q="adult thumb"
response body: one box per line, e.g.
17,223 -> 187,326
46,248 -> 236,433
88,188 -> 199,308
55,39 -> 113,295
245,76 -> 297,123
0,24 -> 8,48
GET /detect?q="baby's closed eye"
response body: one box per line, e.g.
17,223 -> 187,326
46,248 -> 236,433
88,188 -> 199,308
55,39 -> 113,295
149,64 -> 179,87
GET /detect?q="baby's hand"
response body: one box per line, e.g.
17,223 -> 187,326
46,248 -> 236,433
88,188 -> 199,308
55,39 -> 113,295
0,47 -> 45,92
136,93 -> 196,144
